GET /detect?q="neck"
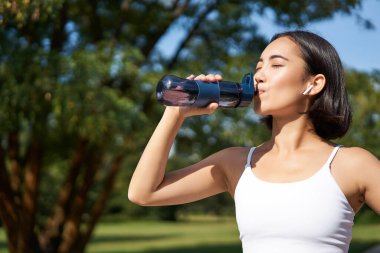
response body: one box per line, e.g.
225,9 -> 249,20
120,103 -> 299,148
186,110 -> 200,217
268,114 -> 322,152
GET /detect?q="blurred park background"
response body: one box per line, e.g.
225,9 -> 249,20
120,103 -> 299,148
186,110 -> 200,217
0,0 -> 379,253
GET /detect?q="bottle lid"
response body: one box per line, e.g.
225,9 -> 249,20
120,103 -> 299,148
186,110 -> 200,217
239,72 -> 254,107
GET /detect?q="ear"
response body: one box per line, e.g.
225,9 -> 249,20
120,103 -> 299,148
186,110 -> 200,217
305,74 -> 326,96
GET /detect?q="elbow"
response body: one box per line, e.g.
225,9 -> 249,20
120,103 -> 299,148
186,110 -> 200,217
128,187 -> 151,206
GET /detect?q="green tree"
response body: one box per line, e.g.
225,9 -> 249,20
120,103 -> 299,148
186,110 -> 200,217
0,1 -> 373,252
343,69 -> 380,156
340,69 -> 380,224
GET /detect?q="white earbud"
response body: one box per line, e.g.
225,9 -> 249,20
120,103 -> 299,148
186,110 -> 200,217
302,84 -> 313,95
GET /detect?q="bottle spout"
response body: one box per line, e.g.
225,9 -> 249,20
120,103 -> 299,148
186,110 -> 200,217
237,72 -> 254,107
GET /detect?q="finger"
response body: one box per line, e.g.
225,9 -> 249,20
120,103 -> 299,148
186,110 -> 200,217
194,74 -> 206,81
206,102 -> 219,114
215,74 -> 223,81
186,74 -> 195,80
206,74 -> 216,82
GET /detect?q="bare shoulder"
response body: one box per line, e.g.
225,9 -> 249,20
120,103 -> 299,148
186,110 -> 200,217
336,146 -> 380,188
212,146 -> 251,195
330,146 -> 380,213
338,146 -> 380,167
198,146 -> 248,175
215,146 -> 250,171
339,146 -> 380,214
192,146 -> 249,179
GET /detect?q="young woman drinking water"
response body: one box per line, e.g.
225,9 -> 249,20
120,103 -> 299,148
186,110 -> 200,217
128,30 -> 380,253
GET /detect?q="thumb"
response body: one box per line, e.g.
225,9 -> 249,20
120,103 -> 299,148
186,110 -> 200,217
206,102 -> 219,114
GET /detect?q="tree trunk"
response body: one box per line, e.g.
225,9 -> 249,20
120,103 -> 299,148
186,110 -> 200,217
39,139 -> 89,253
77,155 -> 124,252
58,148 -> 102,253
7,131 -> 22,196
17,136 -> 43,253
0,146 -> 19,253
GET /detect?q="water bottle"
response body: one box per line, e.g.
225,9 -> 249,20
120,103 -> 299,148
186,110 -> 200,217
156,73 -> 254,108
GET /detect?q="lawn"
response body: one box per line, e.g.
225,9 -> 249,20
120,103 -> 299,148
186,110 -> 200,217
0,216 -> 379,253
87,216 -> 241,253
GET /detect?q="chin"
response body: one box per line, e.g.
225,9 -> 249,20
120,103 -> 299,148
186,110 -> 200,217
253,105 -> 271,116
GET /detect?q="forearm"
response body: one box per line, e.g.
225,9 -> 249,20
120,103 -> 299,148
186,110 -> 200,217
128,108 -> 184,203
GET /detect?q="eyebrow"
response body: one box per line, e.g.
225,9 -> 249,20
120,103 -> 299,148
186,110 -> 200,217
257,54 -> 290,63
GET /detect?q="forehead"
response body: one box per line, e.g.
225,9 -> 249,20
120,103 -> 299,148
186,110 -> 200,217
260,36 -> 303,60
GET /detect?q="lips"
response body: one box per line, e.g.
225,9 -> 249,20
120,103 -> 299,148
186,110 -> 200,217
256,85 -> 266,96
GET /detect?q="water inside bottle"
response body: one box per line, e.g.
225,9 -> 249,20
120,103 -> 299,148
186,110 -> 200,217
156,76 -> 199,106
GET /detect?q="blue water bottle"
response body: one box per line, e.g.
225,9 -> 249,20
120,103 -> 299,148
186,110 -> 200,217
156,73 -> 254,108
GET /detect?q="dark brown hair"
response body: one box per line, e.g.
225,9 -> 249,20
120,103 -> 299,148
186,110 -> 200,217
262,30 -> 352,140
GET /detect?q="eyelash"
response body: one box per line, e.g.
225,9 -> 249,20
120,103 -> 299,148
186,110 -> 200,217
255,64 -> 283,71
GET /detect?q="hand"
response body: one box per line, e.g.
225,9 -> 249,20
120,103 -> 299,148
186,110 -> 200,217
164,73 -> 221,119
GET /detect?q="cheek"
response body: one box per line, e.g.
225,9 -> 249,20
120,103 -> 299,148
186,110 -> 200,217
254,71 -> 304,114
270,82 -> 301,102
270,69 -> 304,100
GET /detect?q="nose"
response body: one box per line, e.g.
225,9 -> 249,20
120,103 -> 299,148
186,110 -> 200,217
254,69 -> 265,86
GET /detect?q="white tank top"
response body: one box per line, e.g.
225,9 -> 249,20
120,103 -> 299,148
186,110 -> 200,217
234,146 -> 355,253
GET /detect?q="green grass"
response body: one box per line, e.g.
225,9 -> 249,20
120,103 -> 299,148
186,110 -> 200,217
87,216 -> 240,253
350,223 -> 380,253
0,217 -> 379,253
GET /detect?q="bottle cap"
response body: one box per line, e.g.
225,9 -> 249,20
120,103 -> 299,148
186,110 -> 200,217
238,73 -> 254,107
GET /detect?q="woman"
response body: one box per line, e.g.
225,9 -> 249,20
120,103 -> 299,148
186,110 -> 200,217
128,30 -> 380,252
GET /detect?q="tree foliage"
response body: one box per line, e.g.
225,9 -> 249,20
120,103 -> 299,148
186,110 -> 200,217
343,69 -> 380,157
0,0 -> 376,252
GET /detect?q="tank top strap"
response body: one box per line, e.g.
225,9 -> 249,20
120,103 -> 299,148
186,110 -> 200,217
325,145 -> 343,167
245,147 -> 256,167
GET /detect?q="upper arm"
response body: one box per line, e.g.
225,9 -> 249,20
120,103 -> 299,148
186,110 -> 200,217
140,147 -> 240,206
354,148 -> 380,215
